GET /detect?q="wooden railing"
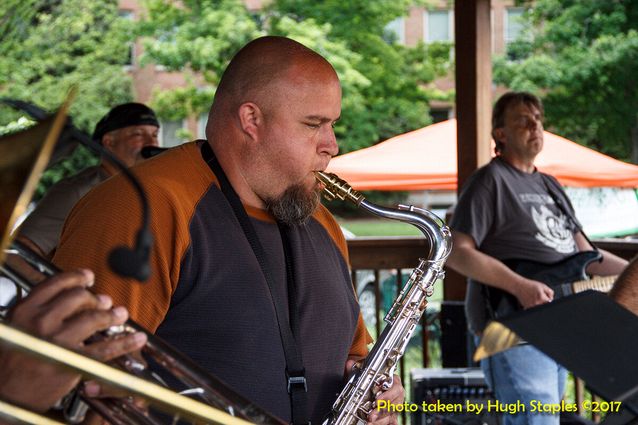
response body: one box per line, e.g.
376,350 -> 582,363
346,236 -> 638,416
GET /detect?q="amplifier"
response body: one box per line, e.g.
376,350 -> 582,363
410,368 -> 498,425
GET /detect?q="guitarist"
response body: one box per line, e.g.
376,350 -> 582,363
446,92 -> 627,425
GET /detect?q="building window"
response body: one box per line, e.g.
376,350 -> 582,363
504,8 -> 525,44
197,113 -> 208,139
384,17 -> 405,45
424,10 -> 453,43
118,10 -> 135,67
159,120 -> 185,148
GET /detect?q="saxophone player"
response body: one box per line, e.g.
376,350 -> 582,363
53,36 -> 404,424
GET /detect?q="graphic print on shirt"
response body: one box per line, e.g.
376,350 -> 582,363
531,204 -> 576,254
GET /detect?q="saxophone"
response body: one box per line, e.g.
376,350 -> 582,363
314,172 -> 452,425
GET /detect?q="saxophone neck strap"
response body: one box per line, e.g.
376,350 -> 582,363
200,142 -> 309,425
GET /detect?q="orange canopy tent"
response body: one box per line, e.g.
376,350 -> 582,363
327,119 -> 638,190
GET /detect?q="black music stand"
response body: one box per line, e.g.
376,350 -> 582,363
496,291 -> 638,424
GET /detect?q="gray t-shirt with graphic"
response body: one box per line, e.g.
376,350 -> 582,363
450,156 -> 582,333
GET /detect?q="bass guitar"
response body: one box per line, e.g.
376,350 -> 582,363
484,250 -> 617,319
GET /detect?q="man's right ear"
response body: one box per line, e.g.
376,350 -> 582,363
237,102 -> 262,142
101,133 -> 113,150
493,128 -> 505,143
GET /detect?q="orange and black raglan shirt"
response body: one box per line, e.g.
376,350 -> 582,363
53,141 -> 372,423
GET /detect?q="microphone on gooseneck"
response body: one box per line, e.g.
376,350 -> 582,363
107,228 -> 152,282
69,125 -> 153,282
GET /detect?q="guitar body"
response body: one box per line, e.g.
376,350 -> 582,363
485,250 -> 602,319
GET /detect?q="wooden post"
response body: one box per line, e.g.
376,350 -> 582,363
446,0 -> 493,301
455,0 -> 493,192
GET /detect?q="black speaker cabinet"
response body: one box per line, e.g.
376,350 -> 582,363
440,301 -> 474,367
410,367 -> 498,425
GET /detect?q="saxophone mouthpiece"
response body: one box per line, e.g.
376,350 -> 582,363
314,171 -> 365,205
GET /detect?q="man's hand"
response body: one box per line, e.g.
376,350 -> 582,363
0,269 -> 147,412
344,359 -> 405,425
515,278 -> 554,309
367,375 -> 404,425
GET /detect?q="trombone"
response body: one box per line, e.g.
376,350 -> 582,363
0,100 -> 285,424
0,322 -> 252,425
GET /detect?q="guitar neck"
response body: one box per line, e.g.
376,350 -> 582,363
572,275 -> 617,294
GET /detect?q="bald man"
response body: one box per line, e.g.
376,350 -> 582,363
53,37 -> 403,424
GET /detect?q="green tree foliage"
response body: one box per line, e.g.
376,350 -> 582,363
0,0 -> 135,197
137,0 -> 452,152
493,0 -> 638,161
